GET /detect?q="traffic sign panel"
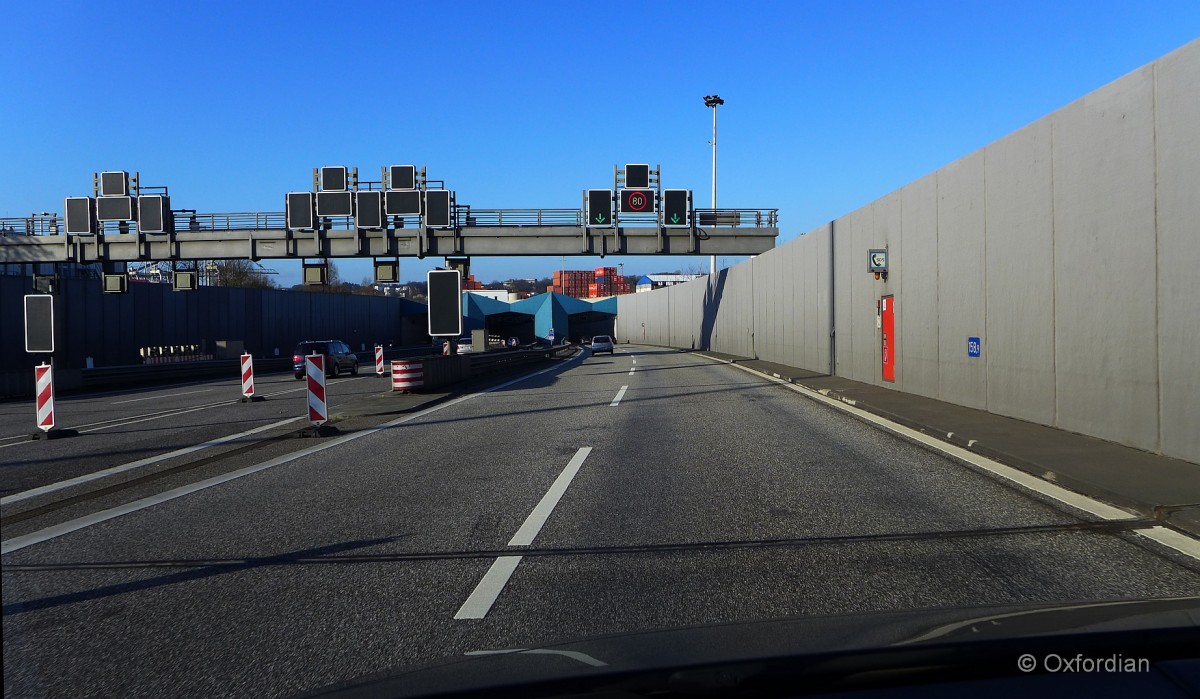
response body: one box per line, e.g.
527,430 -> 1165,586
100,171 -> 129,197
620,188 -> 655,214
625,164 -> 650,189
663,189 -> 691,227
97,196 -> 135,222
286,192 -> 316,230
316,190 -> 354,217
425,190 -> 452,228
355,190 -> 384,229
389,165 -> 416,190
25,295 -> 54,353
587,189 -> 613,227
138,194 -> 171,233
386,189 -> 422,216
64,197 -> 95,234
321,166 -> 348,191
427,269 -> 463,336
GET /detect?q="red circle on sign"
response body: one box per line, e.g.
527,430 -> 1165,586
626,191 -> 649,212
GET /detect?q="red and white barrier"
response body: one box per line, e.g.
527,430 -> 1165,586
391,360 -> 424,392
375,345 -> 385,375
35,363 -> 54,432
240,353 -> 255,398
306,354 -> 327,426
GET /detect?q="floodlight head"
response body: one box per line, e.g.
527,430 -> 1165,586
704,95 -> 725,107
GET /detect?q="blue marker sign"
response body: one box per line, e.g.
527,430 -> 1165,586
967,337 -> 981,358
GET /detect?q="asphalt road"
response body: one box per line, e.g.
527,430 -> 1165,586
4,345 -> 1199,698
0,369 -> 392,499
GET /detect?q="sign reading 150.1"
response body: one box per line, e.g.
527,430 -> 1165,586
620,189 -> 655,214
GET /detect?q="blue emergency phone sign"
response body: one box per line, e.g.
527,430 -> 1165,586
968,337 -> 981,357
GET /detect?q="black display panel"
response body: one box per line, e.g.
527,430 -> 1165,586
427,269 -> 463,336
386,189 -> 422,216
287,192 -> 315,229
356,191 -> 384,229
65,197 -> 94,234
625,164 -> 650,189
587,189 -> 613,227
316,191 -> 354,217
389,165 -> 416,190
97,196 -> 135,221
425,190 -> 452,227
321,166 -> 347,191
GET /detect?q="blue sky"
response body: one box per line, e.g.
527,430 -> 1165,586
3,1 -> 1198,287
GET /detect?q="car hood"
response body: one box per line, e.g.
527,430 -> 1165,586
299,596 -> 1200,698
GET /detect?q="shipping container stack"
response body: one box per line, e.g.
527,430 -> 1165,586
462,274 -> 484,291
549,269 -> 594,298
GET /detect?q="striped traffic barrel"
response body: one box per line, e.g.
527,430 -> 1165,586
391,360 -> 424,392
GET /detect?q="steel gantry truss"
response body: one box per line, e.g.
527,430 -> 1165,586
0,164 -> 779,265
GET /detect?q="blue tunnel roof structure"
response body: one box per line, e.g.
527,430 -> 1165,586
459,292 -> 616,342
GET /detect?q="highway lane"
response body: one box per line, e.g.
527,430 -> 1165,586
3,345 -> 1199,698
0,370 -> 393,500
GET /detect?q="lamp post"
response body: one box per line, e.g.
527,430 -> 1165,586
704,94 -> 724,276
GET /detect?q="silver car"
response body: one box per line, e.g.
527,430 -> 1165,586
589,335 -> 614,355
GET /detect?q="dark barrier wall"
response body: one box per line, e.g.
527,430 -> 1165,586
2,276 -> 427,392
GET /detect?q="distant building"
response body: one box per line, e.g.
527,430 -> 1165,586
635,273 -> 706,293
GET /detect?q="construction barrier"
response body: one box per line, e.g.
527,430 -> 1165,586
375,345 -> 385,375
306,354 -> 327,426
391,360 -> 424,392
240,353 -> 255,398
35,363 -> 54,432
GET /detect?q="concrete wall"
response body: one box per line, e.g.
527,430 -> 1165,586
616,38 -> 1199,464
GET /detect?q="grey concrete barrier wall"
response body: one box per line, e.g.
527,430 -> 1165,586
617,39 -> 1199,464
416,355 -> 471,390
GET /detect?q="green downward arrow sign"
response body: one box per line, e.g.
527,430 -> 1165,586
595,213 -> 606,223
670,213 -> 680,223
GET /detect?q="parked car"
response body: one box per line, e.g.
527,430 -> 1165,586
589,335 -> 615,355
456,337 -> 474,354
293,340 -> 359,379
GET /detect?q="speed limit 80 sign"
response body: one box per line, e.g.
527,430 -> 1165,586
620,189 -> 655,213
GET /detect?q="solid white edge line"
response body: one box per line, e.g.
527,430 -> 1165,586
1,352 -> 586,555
453,555 -> 523,619
1135,527 -> 1200,560
691,352 -> 1140,523
1,417 -> 302,506
609,386 -> 628,407
508,447 -> 592,546
112,388 -> 213,405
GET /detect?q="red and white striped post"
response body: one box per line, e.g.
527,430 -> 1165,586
240,353 -> 255,399
375,345 -> 385,376
35,363 -> 54,432
391,360 -> 424,393
306,354 -> 328,426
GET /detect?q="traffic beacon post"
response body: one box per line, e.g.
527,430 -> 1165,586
299,352 -> 337,438
24,294 -> 76,440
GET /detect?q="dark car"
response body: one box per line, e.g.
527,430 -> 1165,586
292,340 -> 359,379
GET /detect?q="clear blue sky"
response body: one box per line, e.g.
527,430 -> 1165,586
3,1 -> 1198,287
